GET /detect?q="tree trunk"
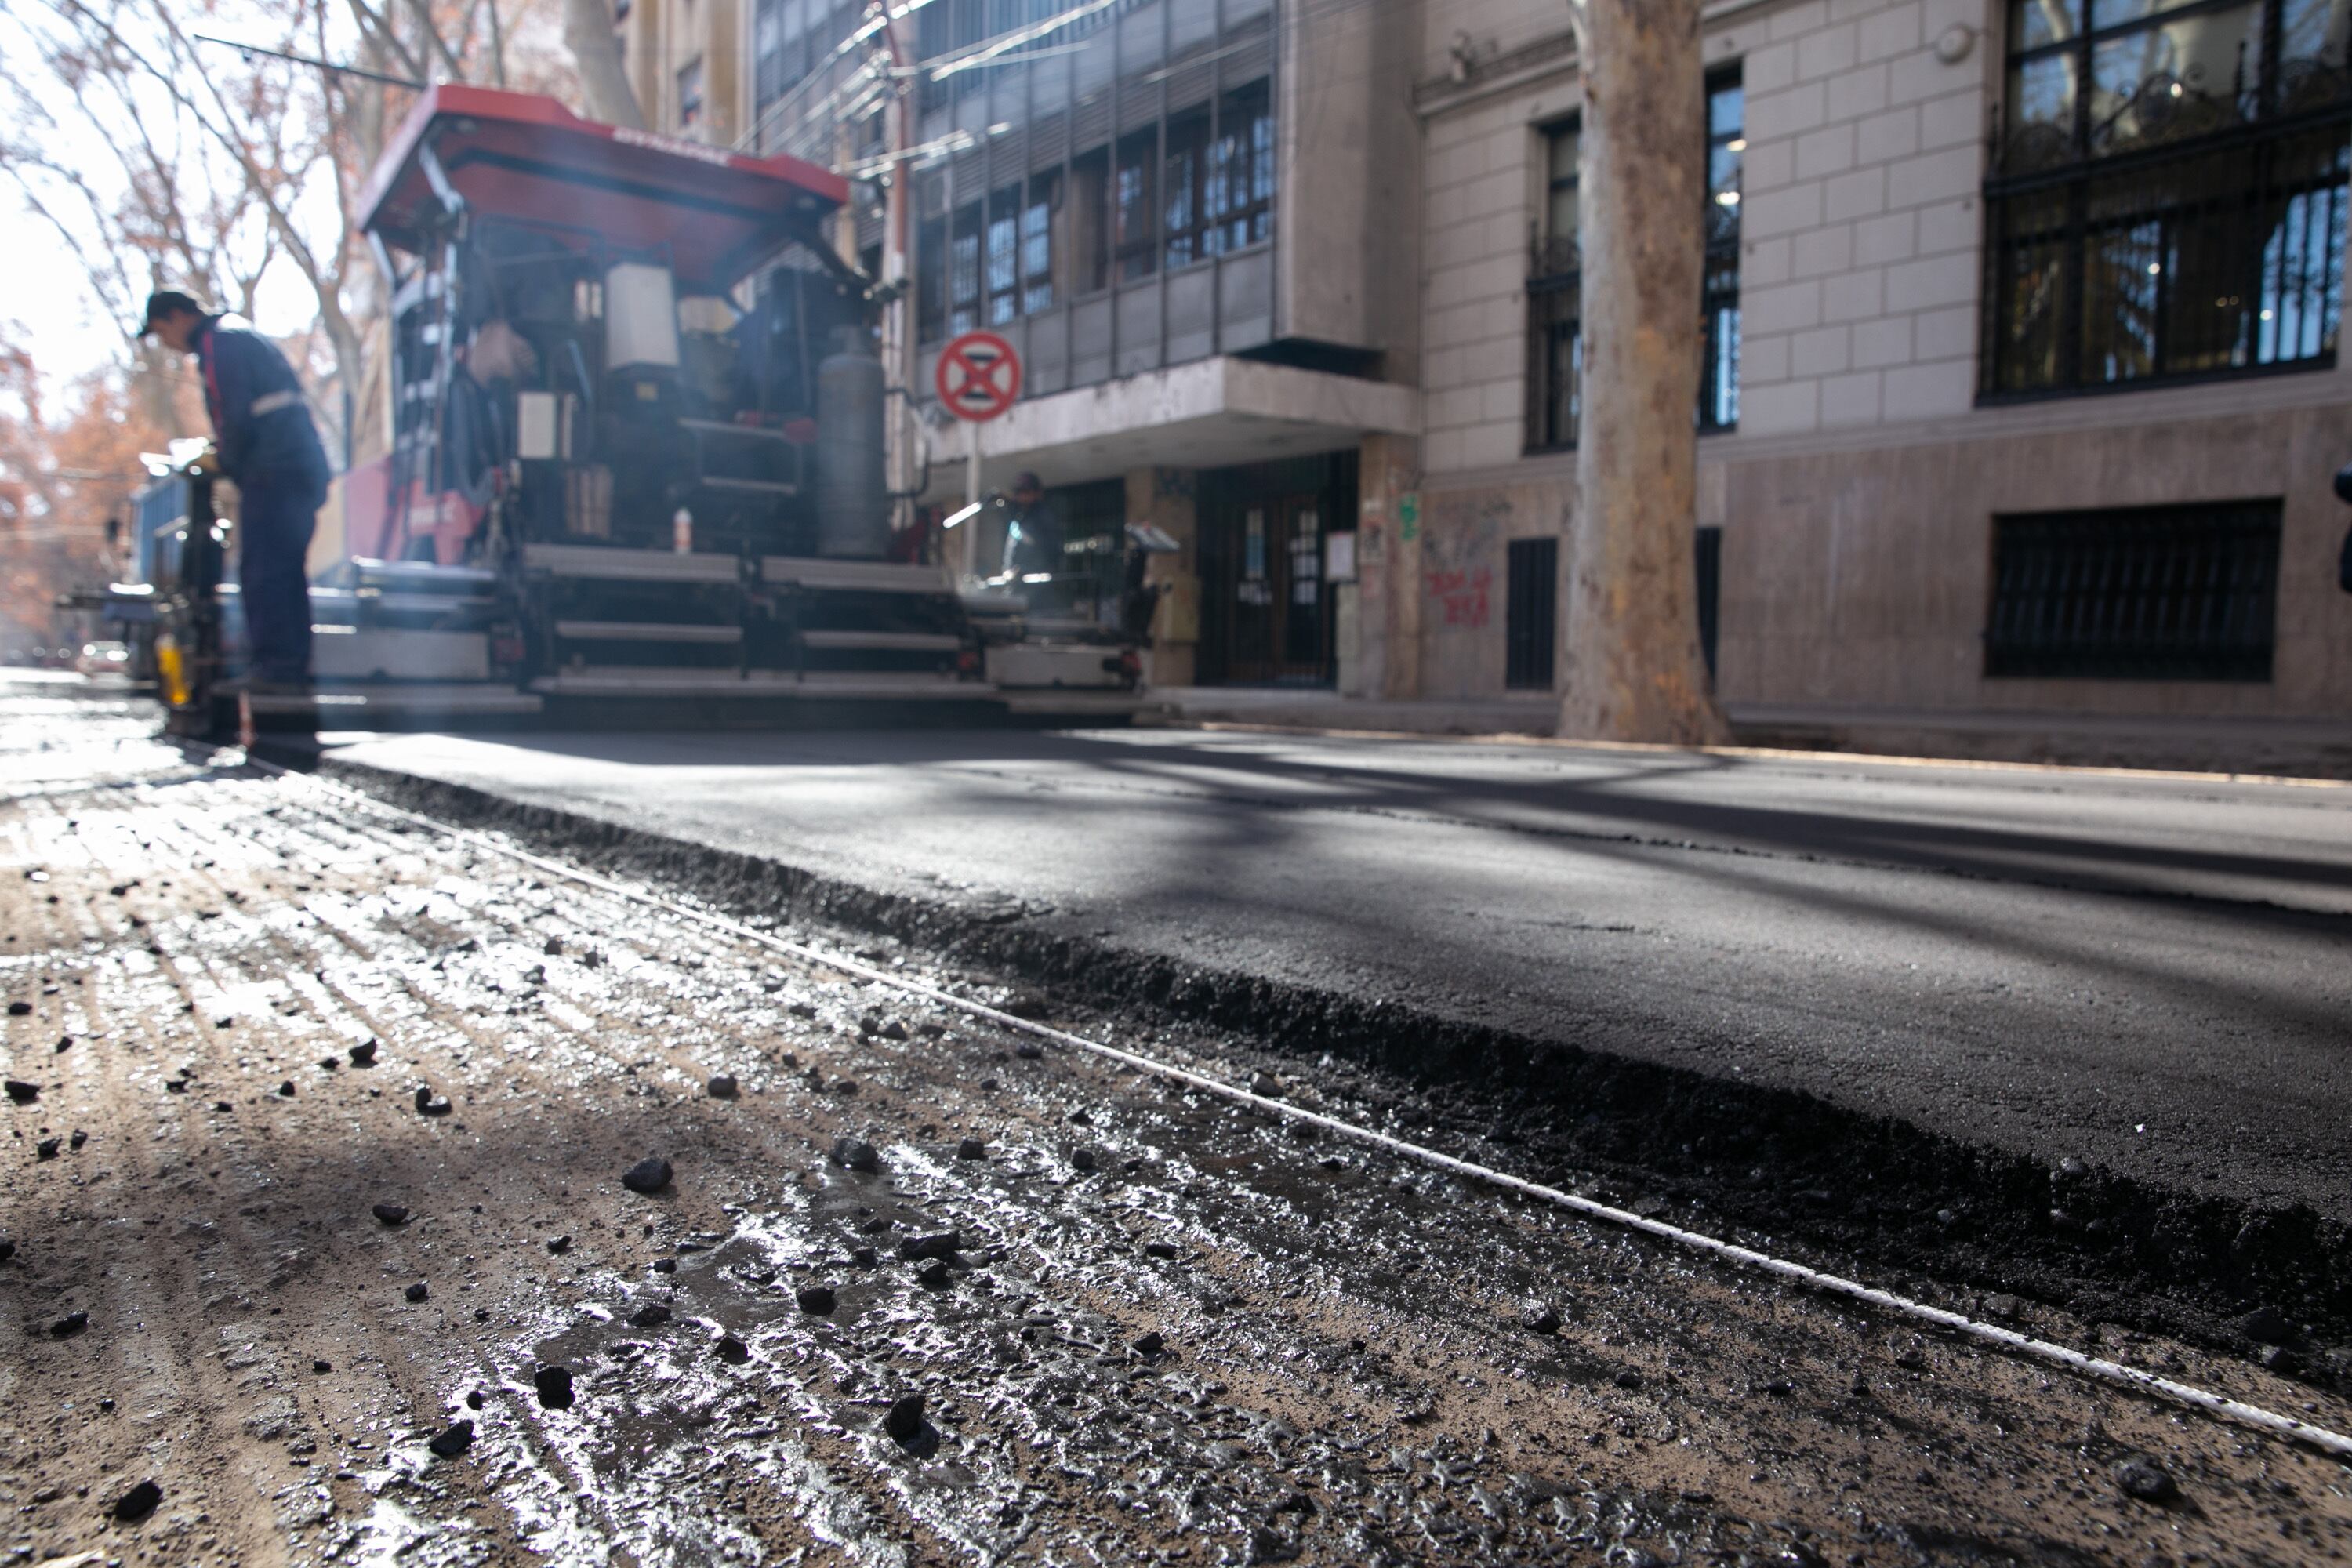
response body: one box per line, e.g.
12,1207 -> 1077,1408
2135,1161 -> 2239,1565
561,0 -> 646,129
1561,0 -> 1729,745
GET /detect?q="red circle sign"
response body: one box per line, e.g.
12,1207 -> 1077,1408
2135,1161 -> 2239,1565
935,331 -> 1022,422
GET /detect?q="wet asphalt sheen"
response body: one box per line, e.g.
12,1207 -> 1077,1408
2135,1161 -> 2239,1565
326,724 -> 2352,1225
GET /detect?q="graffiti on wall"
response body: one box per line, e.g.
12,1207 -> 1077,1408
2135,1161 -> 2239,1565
1425,566 -> 1491,627
1421,492 -> 1512,631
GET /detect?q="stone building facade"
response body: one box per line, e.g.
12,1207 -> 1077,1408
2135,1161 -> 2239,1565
1411,0 -> 2352,721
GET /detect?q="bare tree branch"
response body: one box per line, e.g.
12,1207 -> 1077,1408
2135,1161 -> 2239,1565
345,0 -> 428,84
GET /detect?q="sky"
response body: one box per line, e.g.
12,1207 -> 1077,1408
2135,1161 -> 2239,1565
15,220 -> 325,390
4,2 -> 369,405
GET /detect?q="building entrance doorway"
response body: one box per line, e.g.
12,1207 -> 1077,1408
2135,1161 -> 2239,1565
1197,452 -> 1356,685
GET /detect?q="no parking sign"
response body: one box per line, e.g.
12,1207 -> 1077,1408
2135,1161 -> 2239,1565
935,331 -> 1022,422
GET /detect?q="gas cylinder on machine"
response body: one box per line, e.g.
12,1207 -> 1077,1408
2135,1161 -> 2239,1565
813,326 -> 888,559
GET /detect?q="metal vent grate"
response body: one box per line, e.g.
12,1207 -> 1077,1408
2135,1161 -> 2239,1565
1984,501 -> 2281,681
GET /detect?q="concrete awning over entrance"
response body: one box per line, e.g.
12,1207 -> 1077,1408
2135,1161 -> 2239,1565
920,355 -> 1420,497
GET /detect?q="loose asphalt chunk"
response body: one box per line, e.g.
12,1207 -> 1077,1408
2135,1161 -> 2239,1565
882,1392 -> 925,1442
533,1366 -> 575,1409
2117,1456 -> 2180,1502
405,1282 -> 430,1303
5,1000 -> 30,1016
546,1235 -> 572,1254
2234,1305 -> 2292,1345
915,1258 -> 952,1289
717,1334 -> 751,1364
413,1085 -> 451,1116
706,1073 -> 739,1099
50,1310 -> 89,1338
829,1136 -> 880,1174
630,1304 -> 673,1328
111,1479 -> 162,1523
349,1040 -> 378,1066
68,1130 -> 85,1150
956,1137 -> 986,1160
898,1229 -> 960,1262
5,1079 -> 39,1104
621,1155 -> 673,1194
1069,1146 -> 1099,1173
427,1420 -> 475,1458
372,1203 -> 411,1225
0,1236 -> 15,1264
1520,1302 -> 1563,1335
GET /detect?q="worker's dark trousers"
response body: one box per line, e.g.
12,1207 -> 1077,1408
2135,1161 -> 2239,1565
238,476 -> 318,686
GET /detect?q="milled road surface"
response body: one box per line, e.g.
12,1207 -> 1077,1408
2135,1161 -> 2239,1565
322,723 -> 2352,1227
8,686 -> 2352,1566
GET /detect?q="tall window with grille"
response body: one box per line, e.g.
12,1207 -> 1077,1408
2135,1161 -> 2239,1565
1525,120 -> 1582,453
1702,71 -> 1744,431
1985,0 -> 2352,395
1525,68 -> 1743,452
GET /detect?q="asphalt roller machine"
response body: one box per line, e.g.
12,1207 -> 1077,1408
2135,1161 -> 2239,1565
151,86 -> 1145,736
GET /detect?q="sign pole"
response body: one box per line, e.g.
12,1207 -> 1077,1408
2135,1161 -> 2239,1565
934,328 -> 1022,584
963,418 -> 981,579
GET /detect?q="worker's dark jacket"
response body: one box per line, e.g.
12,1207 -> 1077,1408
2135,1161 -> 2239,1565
192,315 -> 330,497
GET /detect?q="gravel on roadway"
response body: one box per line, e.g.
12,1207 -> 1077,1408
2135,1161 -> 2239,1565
4,685 -> 2351,1568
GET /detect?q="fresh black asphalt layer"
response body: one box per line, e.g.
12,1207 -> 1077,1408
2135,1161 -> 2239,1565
310,724 -> 2352,1348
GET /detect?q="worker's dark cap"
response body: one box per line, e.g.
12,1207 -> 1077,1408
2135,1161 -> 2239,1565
1012,470 -> 1044,492
140,290 -> 205,332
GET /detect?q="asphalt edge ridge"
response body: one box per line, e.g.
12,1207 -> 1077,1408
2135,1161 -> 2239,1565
306,749 -> 2352,1370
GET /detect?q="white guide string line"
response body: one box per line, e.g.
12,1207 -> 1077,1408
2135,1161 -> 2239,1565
247,753 -> 2352,1462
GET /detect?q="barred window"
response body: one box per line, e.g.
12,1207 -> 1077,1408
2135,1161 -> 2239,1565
1984,501 -> 2281,680
1701,72 -> 1743,432
1525,120 -> 1582,454
1985,0 -> 2352,396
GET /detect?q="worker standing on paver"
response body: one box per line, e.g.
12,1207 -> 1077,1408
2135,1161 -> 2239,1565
141,290 -> 331,693
999,470 -> 1064,579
